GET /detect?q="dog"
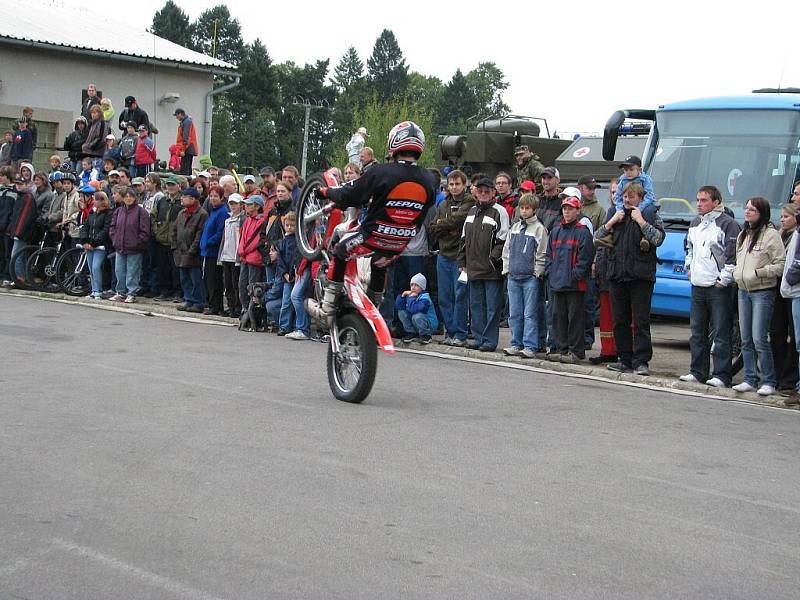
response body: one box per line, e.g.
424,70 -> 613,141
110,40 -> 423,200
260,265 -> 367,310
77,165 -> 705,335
238,282 -> 270,332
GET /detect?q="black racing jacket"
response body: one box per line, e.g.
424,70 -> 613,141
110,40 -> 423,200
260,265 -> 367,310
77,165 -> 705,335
327,160 -> 436,255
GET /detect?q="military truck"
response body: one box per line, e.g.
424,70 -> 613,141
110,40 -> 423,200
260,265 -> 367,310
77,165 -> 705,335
437,115 -> 571,179
555,135 -> 648,184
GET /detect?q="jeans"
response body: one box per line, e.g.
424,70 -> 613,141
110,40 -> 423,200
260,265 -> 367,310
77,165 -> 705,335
398,310 -> 434,336
436,255 -> 468,341
10,238 -> 29,281
507,276 -> 540,350
290,270 -> 311,336
469,278 -> 503,350
278,278 -> 295,331
114,252 -> 143,296
610,279 -> 654,368
738,288 -> 776,388
791,298 -> 800,391
86,248 -> 107,296
689,285 -> 735,385
179,266 -> 206,309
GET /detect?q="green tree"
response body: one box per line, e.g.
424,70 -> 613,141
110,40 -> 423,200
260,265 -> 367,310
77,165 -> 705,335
366,29 -> 409,101
465,62 -> 510,118
190,5 -> 244,65
331,46 -> 364,91
436,69 -> 480,133
151,0 -> 192,48
407,72 -> 444,128
328,95 -> 435,169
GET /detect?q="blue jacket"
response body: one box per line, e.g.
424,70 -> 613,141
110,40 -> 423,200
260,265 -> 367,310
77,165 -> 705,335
613,171 -> 656,211
275,233 -> 296,282
545,218 -> 595,292
10,129 -> 33,161
395,291 -> 439,329
199,202 -> 229,258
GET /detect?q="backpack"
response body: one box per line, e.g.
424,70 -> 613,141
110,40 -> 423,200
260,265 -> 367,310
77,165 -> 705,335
119,134 -> 137,160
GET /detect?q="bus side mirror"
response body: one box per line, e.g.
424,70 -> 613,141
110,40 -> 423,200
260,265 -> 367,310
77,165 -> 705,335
603,110 -> 626,161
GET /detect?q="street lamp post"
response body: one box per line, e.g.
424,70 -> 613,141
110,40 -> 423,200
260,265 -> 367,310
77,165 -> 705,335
292,96 -> 329,179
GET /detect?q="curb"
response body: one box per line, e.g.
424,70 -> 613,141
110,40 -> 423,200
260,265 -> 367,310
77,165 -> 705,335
3,287 -> 797,411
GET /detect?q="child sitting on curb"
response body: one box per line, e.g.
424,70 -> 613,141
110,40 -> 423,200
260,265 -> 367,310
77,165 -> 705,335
395,273 -> 438,344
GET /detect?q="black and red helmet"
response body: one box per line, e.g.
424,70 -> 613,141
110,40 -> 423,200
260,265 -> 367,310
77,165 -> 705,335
387,121 -> 425,157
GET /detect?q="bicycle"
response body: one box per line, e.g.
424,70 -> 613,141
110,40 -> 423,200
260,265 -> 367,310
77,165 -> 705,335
54,245 -> 92,296
24,229 -> 67,292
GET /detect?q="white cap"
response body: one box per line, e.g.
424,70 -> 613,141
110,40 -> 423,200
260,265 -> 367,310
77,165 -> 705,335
228,193 -> 243,203
105,133 -> 115,140
410,273 -> 427,291
357,127 -> 367,135
108,170 -> 120,176
243,174 -> 256,183
197,170 -> 211,178
559,186 -> 582,200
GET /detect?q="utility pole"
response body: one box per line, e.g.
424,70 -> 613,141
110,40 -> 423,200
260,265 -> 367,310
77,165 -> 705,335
292,96 -> 329,179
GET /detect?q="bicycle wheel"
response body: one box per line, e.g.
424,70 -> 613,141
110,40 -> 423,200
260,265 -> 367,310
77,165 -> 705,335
296,172 -> 330,261
9,244 -> 35,288
25,247 -> 58,291
55,247 -> 91,296
326,311 -> 378,404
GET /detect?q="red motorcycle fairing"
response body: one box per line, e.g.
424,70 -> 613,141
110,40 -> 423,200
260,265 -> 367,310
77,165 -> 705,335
343,260 -> 395,354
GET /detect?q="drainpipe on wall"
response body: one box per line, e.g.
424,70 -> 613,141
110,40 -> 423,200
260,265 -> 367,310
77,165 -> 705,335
204,75 -> 241,156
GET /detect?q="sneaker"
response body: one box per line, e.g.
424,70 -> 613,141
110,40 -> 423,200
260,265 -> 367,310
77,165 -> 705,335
778,387 -> 794,397
153,294 -> 169,301
1,279 -> 11,287
607,362 -> 633,373
123,295 -> 136,304
783,392 -> 800,406
176,304 -> 190,312
172,296 -> 183,303
466,342 -> 480,350
635,363 -> 650,376
186,306 -> 203,313
559,353 -> 575,365
534,351 -> 550,360
449,338 -> 466,347
679,373 -> 699,383
706,377 -> 727,388
110,293 -> 125,302
286,330 -> 310,340
101,290 -> 115,300
732,382 -> 756,393
438,336 -> 453,346
478,346 -> 495,352
402,334 -> 417,343
519,348 -> 536,359
276,329 -> 289,336
419,335 -> 432,344
757,385 -> 776,397
503,346 -> 523,356
545,351 -> 561,362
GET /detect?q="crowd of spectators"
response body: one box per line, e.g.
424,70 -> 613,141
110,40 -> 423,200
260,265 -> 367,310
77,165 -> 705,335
3,90 -> 800,404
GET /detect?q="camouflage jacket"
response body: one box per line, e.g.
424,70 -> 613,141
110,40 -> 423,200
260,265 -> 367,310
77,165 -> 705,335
516,156 -> 545,186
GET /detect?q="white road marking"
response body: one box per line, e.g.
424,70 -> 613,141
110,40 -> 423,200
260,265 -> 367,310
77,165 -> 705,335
51,538 -> 229,600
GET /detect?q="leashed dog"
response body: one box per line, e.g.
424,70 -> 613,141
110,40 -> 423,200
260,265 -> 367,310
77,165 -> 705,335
238,282 -> 270,332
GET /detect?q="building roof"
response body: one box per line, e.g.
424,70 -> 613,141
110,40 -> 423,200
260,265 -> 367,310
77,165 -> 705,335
0,1 -> 237,73
659,93 -> 800,112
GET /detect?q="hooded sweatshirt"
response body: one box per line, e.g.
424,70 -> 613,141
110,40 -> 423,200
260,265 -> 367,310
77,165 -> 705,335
64,117 -> 89,162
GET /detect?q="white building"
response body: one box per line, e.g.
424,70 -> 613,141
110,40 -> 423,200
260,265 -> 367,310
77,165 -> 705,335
0,1 -> 239,172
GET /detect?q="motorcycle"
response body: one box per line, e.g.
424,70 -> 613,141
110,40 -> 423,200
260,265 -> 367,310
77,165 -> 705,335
296,170 -> 395,404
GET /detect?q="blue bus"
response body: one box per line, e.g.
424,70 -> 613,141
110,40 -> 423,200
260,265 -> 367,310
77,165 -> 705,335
603,91 -> 800,317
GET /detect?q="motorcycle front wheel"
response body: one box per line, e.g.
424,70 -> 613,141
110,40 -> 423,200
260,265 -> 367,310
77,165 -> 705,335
327,312 -> 377,404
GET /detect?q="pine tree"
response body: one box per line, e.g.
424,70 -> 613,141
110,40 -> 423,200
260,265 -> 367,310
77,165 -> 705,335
436,69 -> 480,133
465,62 -> 510,117
151,0 -> 192,48
332,47 -> 364,92
366,29 -> 409,101
190,5 -> 244,65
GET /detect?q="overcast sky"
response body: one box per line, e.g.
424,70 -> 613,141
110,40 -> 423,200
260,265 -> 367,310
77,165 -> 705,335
69,0 -> 799,136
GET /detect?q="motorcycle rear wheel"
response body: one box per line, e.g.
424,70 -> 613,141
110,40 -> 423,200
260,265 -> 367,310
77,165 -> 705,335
327,312 -> 377,404
296,172 -> 329,262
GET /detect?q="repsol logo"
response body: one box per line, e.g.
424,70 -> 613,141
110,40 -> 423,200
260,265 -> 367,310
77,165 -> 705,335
386,200 -> 424,210
376,224 -> 417,237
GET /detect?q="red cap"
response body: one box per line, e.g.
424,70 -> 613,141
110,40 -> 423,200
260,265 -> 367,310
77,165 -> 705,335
519,180 -> 536,192
561,197 -> 581,209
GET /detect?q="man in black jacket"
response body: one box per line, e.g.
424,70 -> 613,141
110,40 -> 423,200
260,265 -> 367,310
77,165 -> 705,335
5,174 -> 38,286
118,96 -> 154,134
0,166 -> 17,284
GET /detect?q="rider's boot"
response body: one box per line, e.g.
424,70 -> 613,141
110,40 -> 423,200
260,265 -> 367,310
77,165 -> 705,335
306,280 -> 344,328
366,288 -> 383,309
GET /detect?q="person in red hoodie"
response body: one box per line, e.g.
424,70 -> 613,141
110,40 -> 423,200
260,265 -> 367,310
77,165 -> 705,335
133,124 -> 157,177
237,195 -> 265,310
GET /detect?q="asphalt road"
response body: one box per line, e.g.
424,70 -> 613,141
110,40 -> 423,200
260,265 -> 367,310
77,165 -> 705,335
1,295 -> 799,600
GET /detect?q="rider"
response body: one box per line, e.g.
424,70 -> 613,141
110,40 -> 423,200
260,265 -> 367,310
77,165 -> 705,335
307,121 -> 437,325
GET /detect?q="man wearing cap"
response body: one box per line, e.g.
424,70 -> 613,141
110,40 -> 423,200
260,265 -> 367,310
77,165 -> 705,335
457,176 -> 510,352
237,195 -> 266,311
102,169 -> 120,197
544,190 -> 595,363
6,174 -> 38,283
134,124 -> 156,177
536,166 -> 564,352
152,176 -> 183,300
173,109 -> 198,176
173,187 -> 208,313
614,155 -> 655,212
118,96 -> 152,134
515,145 -> 545,188
242,174 -> 258,199
347,127 -> 367,166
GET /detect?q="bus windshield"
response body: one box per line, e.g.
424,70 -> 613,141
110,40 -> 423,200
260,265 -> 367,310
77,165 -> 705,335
647,109 -> 800,224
